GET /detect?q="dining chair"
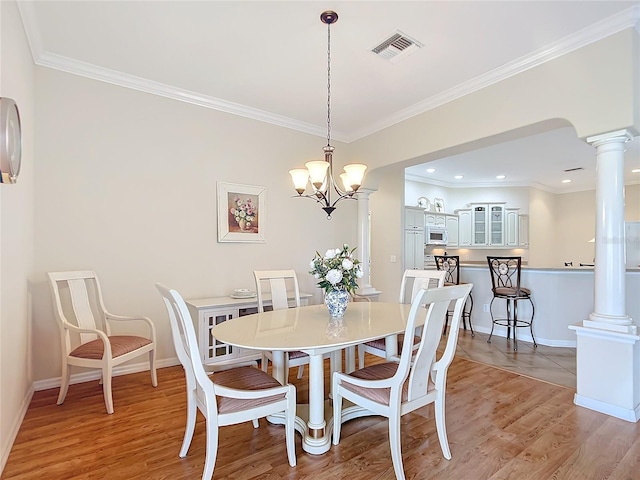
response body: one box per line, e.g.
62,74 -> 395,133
486,256 -> 536,351
434,255 -> 474,336
253,269 -> 309,382
156,283 -> 296,479
333,283 -> 472,480
357,269 -> 446,368
48,270 -> 157,414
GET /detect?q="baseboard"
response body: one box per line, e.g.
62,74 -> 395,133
574,393 -> 640,422
1,384 -> 34,475
32,357 -> 180,392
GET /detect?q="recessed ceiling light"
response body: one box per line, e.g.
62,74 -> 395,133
562,179 -> 572,183
426,168 -> 435,173
632,168 -> 640,173
496,175 -> 506,179
454,175 -> 463,179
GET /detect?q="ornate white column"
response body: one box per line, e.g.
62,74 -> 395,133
355,188 -> 381,297
584,129 -> 635,333
569,129 -> 639,423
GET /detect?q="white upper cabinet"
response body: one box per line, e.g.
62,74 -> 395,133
456,209 -> 472,246
505,208 -> 520,246
404,206 -> 425,230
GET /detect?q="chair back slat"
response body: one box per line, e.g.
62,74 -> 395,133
398,269 -> 446,304
48,271 -> 103,346
396,284 -> 472,402
254,270 -> 300,312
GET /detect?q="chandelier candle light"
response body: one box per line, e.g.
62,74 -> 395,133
289,10 -> 367,219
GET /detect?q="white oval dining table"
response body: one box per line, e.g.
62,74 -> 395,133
211,301 -> 421,454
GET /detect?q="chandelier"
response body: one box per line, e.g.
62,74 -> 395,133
289,10 -> 367,219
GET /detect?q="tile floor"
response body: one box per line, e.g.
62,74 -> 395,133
449,329 -> 577,389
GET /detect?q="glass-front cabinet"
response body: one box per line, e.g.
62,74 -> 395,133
471,203 -> 505,246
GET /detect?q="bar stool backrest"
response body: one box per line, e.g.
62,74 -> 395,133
434,255 -> 460,285
487,256 -> 524,297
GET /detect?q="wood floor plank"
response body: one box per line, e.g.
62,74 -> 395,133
2,351 -> 638,479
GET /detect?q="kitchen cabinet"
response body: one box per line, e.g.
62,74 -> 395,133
186,294 -> 311,366
518,214 -> 529,247
404,206 -> 425,269
505,208 -> 520,246
425,213 -> 445,226
472,203 -> 505,246
456,209 -> 472,246
405,206 -> 425,230
445,214 -> 459,247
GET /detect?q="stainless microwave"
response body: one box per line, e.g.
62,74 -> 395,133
425,225 -> 448,245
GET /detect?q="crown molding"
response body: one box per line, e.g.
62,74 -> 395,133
18,3 -> 639,144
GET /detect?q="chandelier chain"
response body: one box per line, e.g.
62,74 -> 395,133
326,21 -> 331,147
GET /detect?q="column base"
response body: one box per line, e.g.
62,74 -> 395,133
586,312 -> 636,334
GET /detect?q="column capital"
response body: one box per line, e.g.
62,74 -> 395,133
355,187 -> 378,199
586,129 -> 634,147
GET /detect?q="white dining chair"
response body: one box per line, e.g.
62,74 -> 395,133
357,269 -> 446,367
48,270 -> 157,414
156,283 -> 297,480
333,283 -> 473,480
253,270 -> 309,381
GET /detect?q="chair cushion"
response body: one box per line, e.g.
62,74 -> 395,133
69,335 -> 152,359
494,286 -> 531,297
365,335 -> 420,352
213,366 -> 286,414
288,350 -> 308,360
342,362 -> 436,406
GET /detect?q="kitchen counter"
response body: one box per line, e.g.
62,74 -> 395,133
456,265 -> 640,347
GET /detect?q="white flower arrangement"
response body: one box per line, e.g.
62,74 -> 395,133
309,244 -> 363,294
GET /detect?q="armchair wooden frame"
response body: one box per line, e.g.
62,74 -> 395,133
48,270 -> 157,414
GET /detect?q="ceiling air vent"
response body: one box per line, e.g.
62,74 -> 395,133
371,31 -> 423,63
564,167 -> 584,172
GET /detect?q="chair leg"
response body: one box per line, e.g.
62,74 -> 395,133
202,408 -> 219,480
529,297 -> 537,348
285,387 -> 297,467
467,294 -> 475,337
252,419 -> 259,428
332,382 -> 342,445
357,347 -> 365,369
57,361 -> 71,405
102,365 -> 114,415
149,350 -> 158,387
487,298 -> 496,344
442,311 -> 449,336
261,353 -> 269,373
296,365 -> 305,380
434,393 -> 452,460
180,388 -> 197,457
506,299 -> 513,344
388,412 -> 406,480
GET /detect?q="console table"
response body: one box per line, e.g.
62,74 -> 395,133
185,293 -> 312,366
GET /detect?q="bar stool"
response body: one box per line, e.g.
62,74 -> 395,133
486,256 -> 536,351
434,255 -> 474,336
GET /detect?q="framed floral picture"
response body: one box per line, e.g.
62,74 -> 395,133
217,182 -> 266,243
433,197 -> 445,213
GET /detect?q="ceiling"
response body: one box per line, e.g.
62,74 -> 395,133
17,1 -> 640,193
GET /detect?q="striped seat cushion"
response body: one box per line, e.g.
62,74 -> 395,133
341,362 -> 435,406
364,334 -> 421,352
69,335 -> 152,359
213,366 -> 286,414
288,350 -> 308,360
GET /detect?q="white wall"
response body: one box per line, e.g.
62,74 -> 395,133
0,0 -> 35,471
31,67 -> 357,383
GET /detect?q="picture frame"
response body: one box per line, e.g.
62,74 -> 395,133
217,182 -> 266,243
433,197 -> 445,213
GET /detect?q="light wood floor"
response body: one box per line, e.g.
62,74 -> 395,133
3,338 -> 637,480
